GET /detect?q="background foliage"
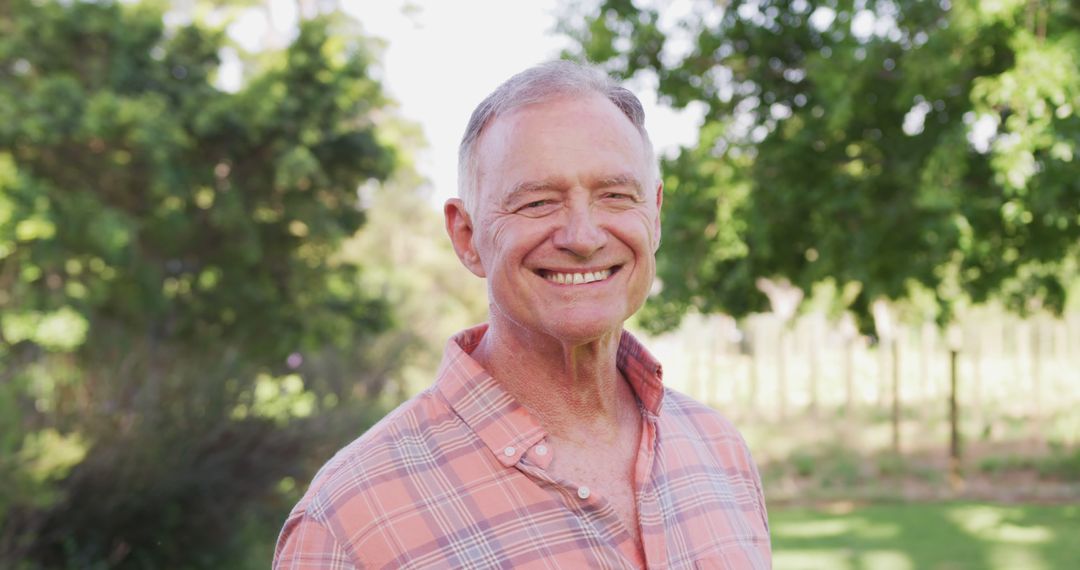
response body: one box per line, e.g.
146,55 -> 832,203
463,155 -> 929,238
561,0 -> 1080,333
0,0 -> 410,567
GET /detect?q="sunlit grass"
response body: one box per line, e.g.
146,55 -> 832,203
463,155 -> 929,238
771,502 -> 1080,570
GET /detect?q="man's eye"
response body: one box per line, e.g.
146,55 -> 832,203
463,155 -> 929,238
518,200 -> 554,213
604,192 -> 634,201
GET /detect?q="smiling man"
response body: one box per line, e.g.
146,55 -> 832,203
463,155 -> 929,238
274,60 -> 771,569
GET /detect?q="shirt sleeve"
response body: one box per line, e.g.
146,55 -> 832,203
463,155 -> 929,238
273,510 -> 357,570
745,443 -> 770,535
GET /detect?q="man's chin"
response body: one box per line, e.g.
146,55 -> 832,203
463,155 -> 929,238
538,314 -> 628,344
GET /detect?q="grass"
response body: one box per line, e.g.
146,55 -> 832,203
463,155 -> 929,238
770,502 -> 1080,570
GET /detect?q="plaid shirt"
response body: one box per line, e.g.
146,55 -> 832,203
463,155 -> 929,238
275,325 -> 771,569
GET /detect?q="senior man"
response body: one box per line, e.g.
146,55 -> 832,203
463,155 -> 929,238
274,60 -> 771,569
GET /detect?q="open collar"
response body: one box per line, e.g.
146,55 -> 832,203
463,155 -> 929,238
434,324 -> 665,465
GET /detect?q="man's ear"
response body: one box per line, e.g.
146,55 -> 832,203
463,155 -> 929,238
444,198 -> 486,278
652,181 -> 664,252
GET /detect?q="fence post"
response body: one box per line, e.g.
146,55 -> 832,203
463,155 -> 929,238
949,347 -> 962,491
891,337 -> 901,454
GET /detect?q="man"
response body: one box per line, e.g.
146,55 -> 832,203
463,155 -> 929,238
275,60 -> 771,569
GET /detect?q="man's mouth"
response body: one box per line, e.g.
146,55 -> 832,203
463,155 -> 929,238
538,266 -> 620,285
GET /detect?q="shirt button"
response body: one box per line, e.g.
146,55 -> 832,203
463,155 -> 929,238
503,446 -> 516,457
535,445 -> 548,456
577,486 -> 591,500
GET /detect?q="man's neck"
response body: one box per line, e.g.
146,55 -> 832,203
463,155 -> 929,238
470,319 -> 637,443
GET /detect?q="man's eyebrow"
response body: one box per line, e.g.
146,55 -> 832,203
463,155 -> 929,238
502,179 -> 563,207
592,173 -> 645,198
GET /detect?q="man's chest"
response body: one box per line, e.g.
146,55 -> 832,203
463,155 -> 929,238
546,438 -> 642,544
343,437 -> 770,570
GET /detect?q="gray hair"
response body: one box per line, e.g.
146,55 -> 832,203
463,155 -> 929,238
457,60 -> 659,213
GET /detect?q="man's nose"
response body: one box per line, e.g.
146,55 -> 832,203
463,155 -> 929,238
552,202 -> 608,257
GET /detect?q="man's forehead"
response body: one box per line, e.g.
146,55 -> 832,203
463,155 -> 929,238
478,97 -> 647,160
468,91 -> 655,210
482,92 -> 630,139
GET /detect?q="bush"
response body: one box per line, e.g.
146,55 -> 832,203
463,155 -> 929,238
1,339 -> 390,569
0,1 -> 400,567
1037,443 -> 1080,481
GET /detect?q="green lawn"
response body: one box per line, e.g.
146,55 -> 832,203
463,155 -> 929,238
770,502 -> 1080,570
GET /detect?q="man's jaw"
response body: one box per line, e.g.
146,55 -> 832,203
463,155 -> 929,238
536,265 -> 622,285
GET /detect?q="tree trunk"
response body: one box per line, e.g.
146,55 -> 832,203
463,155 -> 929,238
949,348 -> 963,491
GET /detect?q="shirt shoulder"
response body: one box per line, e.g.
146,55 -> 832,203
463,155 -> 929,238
312,387 -> 456,490
657,388 -> 770,533
275,388 -> 463,568
659,388 -> 751,449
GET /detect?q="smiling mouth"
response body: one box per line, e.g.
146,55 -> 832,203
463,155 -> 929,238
538,266 -> 621,285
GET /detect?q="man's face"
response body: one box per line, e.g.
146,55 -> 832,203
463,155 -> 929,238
451,92 -> 662,344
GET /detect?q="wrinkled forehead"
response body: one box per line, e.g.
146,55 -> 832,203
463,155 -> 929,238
471,94 -> 654,205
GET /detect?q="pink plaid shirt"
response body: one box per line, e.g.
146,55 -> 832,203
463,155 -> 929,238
275,325 -> 771,569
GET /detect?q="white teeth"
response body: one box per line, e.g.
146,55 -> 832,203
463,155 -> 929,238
544,269 -> 613,285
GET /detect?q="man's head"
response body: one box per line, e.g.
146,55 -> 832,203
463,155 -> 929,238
457,60 -> 659,215
445,61 -> 663,343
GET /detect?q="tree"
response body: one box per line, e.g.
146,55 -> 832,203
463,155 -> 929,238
561,0 -> 1080,333
0,0 -> 398,566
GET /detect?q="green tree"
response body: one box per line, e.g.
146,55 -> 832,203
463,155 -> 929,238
561,0 -> 1080,332
340,157 -> 489,401
0,0 -> 397,566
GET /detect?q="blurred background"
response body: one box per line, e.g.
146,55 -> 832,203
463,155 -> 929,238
1,0 -> 1078,568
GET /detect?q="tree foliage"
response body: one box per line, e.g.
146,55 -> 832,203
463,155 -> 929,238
562,0 -> 1080,332
0,0 -> 398,566
0,0 -> 395,360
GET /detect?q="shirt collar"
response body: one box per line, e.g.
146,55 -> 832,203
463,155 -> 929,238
615,328 -> 665,417
434,324 -> 666,466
